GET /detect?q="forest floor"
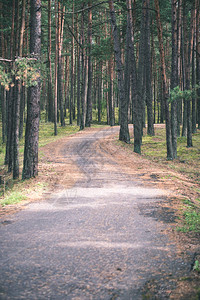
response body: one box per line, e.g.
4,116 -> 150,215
0,125 -> 200,299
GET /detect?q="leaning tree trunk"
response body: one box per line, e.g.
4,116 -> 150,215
109,0 -> 130,143
23,0 -> 41,179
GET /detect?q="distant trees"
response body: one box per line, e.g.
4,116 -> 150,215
0,0 -> 200,180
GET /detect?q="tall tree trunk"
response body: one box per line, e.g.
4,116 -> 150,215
98,61 -> 103,123
80,3 -> 86,130
1,88 -> 6,143
109,0 -> 130,143
85,0 -> 93,127
13,0 -> 26,178
54,0 -> 58,135
10,0 -> 15,60
192,37 -> 196,133
183,1 -> 195,147
177,0 -> 182,137
108,54 -> 115,126
197,0 -> 200,128
23,0 -> 41,179
58,2 -> 65,126
170,0 -> 178,159
69,0 -> 74,125
155,0 -> 173,159
47,0 -> 54,122
145,0 -> 154,136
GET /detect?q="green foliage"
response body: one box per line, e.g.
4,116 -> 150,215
169,85 -> 200,103
0,58 -> 40,90
0,65 -> 12,91
177,199 -> 200,233
193,260 -> 200,272
0,192 -> 27,207
13,58 -> 40,87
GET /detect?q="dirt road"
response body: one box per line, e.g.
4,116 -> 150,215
0,127 -> 197,299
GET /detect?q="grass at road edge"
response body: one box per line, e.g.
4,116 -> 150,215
0,122 -> 81,207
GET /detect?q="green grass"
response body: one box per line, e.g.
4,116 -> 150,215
140,128 -> 200,183
0,118 -> 82,206
177,208 -> 200,233
0,191 -> 27,207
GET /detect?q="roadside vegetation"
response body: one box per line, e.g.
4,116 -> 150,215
0,120 -> 80,206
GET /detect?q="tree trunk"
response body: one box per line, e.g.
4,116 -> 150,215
80,3 -> 87,130
109,0 -> 130,143
54,0 -> 58,135
47,0 -> 54,122
145,0 -> 154,136
183,1 -> 195,147
170,0 -> 178,159
23,0 -> 41,179
155,0 -> 173,159
58,2 -> 65,126
108,55 -> 115,126
85,0 -> 93,127
197,0 -> 200,128
1,88 -> 6,143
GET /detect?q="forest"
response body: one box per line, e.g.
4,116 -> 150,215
0,0 -> 200,181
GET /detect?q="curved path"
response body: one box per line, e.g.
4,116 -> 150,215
0,127 -> 192,299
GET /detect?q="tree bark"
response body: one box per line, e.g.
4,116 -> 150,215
197,0 -> 200,128
58,2 -> 65,126
85,0 -> 93,127
170,0 -> 178,159
54,0 -> 58,135
145,0 -> 154,136
47,0 -> 54,122
23,0 -> 41,179
109,0 -> 130,143
155,0 -> 173,159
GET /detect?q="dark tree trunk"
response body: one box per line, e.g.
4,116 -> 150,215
19,85 -> 25,139
13,81 -> 20,179
58,3 -> 65,126
183,1 -> 195,147
197,0 -> 200,128
1,88 -> 6,143
23,0 -> 41,179
98,62 -> 103,123
77,37 -> 81,126
145,0 -> 154,136
85,0 -> 93,127
170,0 -> 178,159
109,0 -> 130,143
108,55 -> 115,126
47,0 -> 54,122
80,4 -> 87,130
192,38 -> 196,134
54,0 -> 58,136
155,0 -> 173,160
